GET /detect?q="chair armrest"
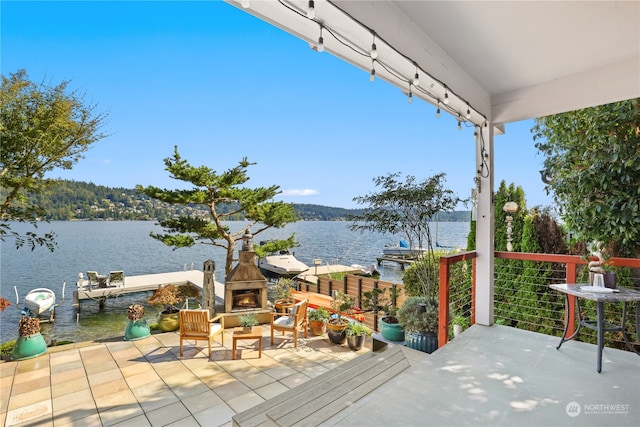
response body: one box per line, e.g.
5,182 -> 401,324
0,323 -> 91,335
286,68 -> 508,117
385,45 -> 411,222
210,314 -> 225,328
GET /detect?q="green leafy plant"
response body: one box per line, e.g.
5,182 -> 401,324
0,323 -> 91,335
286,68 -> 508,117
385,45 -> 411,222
329,290 -> 355,325
345,322 -> 372,337
273,278 -> 296,301
397,296 -> 438,333
362,286 -> 402,322
238,313 -> 259,328
308,306 -> 330,322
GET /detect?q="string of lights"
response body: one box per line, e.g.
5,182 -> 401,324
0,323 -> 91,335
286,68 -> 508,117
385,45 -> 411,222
262,0 -> 487,130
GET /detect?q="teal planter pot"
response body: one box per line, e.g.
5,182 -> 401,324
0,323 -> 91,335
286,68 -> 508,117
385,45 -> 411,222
405,331 -> 438,354
380,317 -> 405,342
12,333 -> 47,360
124,319 -> 151,341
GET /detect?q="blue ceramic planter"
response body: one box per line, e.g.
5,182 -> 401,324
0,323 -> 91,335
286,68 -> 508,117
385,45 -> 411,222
12,333 -> 47,360
124,319 -> 151,341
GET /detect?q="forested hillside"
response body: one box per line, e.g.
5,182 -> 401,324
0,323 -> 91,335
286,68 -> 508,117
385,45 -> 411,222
27,180 -> 470,222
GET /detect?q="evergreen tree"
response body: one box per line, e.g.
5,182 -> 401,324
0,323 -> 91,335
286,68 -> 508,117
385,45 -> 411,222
137,146 -> 300,276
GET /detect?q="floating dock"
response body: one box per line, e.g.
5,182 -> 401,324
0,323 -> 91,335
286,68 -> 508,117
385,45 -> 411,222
295,264 -> 361,285
73,270 -> 221,308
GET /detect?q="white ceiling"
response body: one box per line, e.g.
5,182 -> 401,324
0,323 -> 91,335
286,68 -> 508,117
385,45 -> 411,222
227,0 -> 639,126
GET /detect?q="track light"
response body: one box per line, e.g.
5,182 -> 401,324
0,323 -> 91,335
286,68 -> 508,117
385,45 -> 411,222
307,0 -> 315,19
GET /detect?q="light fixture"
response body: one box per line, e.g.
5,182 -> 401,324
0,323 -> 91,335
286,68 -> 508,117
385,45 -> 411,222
370,32 -> 378,59
503,202 -> 519,251
317,25 -> 324,52
413,63 -> 420,87
457,115 -> 462,131
466,103 -> 471,119
369,60 -> 376,82
444,88 -> 450,104
436,101 -> 441,118
307,0 -> 315,19
242,229 -> 253,251
408,87 -> 413,103
241,0 -> 250,8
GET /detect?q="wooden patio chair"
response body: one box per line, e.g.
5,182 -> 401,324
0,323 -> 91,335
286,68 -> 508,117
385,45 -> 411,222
86,271 -> 100,287
108,270 -> 125,287
179,309 -> 225,358
270,299 -> 308,348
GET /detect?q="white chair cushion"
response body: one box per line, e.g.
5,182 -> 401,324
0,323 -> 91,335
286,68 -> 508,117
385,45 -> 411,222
275,316 -> 294,327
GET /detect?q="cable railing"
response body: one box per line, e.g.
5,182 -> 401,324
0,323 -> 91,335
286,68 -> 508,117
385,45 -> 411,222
439,251 -> 640,351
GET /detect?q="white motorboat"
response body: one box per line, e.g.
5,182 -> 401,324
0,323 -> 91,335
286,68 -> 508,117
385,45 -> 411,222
351,263 -> 380,277
23,288 -> 56,316
258,251 -> 310,278
382,240 -> 427,257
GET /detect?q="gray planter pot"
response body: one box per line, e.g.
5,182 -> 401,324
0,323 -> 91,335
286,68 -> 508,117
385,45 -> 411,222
405,331 -> 438,354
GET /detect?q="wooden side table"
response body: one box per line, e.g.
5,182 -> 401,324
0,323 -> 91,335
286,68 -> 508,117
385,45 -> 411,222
232,326 -> 263,360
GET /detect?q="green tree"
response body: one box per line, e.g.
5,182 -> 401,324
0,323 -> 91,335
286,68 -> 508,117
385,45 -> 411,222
348,172 -> 463,297
137,146 -> 300,276
533,100 -> 640,257
0,69 -> 108,250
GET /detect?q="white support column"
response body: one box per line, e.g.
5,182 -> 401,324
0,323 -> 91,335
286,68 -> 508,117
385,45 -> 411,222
475,123 -> 495,325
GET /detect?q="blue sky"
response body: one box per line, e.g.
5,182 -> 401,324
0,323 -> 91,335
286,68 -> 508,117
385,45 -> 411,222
2,1 -> 553,210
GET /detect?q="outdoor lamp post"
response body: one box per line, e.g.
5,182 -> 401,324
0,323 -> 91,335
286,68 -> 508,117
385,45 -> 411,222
313,259 -> 322,275
503,202 -> 519,251
242,230 -> 253,251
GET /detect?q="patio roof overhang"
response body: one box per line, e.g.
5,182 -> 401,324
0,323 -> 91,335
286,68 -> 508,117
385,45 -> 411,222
226,0 -> 640,127
225,0 -> 640,325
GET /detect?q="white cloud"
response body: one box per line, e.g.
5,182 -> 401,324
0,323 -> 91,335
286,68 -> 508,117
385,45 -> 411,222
280,189 -> 319,197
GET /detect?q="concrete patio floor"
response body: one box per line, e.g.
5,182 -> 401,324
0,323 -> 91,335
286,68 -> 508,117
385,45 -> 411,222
2,323 -> 638,427
323,324 -> 640,427
0,325 -> 368,426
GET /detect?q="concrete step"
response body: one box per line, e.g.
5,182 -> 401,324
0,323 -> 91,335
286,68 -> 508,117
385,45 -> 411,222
232,346 -> 410,427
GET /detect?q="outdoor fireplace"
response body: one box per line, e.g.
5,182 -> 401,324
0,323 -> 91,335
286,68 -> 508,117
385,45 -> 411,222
224,231 -> 268,313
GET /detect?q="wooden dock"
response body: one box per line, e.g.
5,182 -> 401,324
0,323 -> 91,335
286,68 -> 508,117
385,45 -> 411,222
73,270 -> 219,308
376,255 -> 416,270
295,264 -> 361,285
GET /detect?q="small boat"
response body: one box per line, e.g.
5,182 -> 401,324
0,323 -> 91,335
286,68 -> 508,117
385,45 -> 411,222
383,240 -> 427,257
351,263 -> 380,277
15,283 -> 65,320
258,251 -> 310,278
23,288 -> 56,316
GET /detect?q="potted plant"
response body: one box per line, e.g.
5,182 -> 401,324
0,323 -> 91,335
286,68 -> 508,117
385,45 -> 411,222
451,314 -> 470,338
308,306 -> 330,336
148,284 -> 183,332
12,315 -> 47,360
327,290 -> 355,345
397,296 -> 438,353
273,278 -> 296,312
362,286 -> 404,341
238,313 -> 259,333
344,321 -> 372,351
124,304 -> 151,341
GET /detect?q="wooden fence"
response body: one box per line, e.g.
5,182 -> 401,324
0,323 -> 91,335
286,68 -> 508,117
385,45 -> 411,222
297,275 -> 406,332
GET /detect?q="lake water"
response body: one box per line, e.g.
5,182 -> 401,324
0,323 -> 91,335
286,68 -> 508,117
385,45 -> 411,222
0,220 -> 469,343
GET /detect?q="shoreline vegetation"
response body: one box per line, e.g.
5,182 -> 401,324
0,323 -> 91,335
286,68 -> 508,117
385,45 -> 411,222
26,180 -> 471,222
